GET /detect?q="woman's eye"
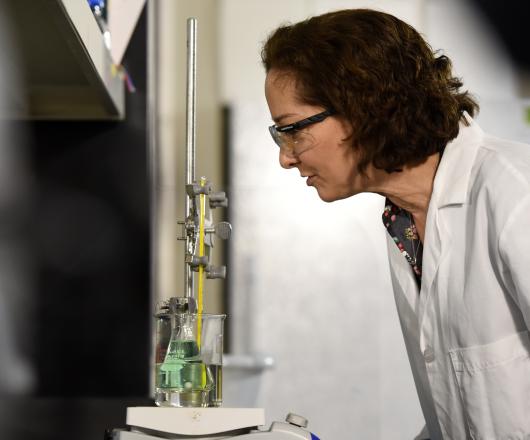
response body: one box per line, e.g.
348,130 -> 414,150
286,130 -> 301,141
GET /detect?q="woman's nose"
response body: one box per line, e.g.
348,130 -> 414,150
279,149 -> 299,169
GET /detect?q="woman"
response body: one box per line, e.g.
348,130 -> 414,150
262,9 -> 530,440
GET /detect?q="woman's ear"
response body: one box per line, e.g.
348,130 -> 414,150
339,117 -> 354,143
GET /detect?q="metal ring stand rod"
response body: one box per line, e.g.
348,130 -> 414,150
185,18 -> 198,303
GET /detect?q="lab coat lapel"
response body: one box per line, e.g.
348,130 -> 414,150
417,203 -> 445,322
417,114 -> 483,327
387,233 -> 420,314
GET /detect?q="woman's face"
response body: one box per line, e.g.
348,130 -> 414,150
265,69 -> 364,202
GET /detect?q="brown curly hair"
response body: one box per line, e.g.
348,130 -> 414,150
261,9 -> 479,173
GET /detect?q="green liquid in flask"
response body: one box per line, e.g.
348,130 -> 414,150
159,339 -> 206,390
156,338 -> 213,407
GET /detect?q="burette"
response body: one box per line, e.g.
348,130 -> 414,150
181,17 -> 231,346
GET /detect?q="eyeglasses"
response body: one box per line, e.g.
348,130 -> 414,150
268,109 -> 334,156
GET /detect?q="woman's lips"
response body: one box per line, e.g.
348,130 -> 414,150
306,175 -> 316,186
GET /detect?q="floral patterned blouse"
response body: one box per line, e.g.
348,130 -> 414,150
383,199 -> 423,287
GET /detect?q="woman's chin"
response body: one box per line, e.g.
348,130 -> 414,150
315,186 -> 356,203
315,187 -> 339,203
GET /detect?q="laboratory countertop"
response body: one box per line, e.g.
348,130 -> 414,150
0,397 -> 153,440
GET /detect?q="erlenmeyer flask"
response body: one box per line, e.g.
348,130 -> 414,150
155,306 -> 213,407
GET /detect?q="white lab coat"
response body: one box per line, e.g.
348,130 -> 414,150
387,113 -> 530,440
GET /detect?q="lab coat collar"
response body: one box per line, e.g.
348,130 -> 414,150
417,113 -> 483,325
433,112 -> 484,209
388,113 -> 484,324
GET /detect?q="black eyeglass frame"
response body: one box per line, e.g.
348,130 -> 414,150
269,109 -> 334,147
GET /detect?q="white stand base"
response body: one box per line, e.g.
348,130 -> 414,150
126,407 -> 265,436
110,407 -> 317,440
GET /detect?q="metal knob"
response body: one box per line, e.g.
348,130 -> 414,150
168,297 -> 192,314
286,413 -> 308,428
215,221 -> 232,240
206,265 -> 226,279
209,191 -> 228,208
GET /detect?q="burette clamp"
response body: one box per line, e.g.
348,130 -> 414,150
186,181 -> 229,210
187,255 -> 209,268
176,216 -> 198,241
186,181 -> 211,197
186,254 -> 227,279
186,255 -> 226,278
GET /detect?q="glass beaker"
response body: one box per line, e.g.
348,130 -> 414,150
199,313 -> 226,407
154,303 -> 226,408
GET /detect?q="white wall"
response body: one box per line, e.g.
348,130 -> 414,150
423,0 -> 530,142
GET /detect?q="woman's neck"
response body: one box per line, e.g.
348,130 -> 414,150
366,152 -> 441,241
